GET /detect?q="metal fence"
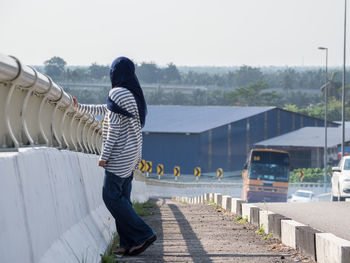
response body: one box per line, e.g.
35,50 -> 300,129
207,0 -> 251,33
0,53 -> 102,154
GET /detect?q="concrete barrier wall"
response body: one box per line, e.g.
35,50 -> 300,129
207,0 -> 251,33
0,147 -> 149,263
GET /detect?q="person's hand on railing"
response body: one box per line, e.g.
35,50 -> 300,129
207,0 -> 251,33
98,160 -> 107,167
72,96 -> 78,109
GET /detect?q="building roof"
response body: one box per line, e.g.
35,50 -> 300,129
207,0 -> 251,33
143,105 -> 275,133
255,127 -> 350,148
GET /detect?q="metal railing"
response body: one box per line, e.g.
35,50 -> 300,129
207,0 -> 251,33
0,53 -> 102,154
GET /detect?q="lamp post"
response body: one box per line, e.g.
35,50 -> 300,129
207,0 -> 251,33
318,46 -> 328,193
342,0 -> 347,156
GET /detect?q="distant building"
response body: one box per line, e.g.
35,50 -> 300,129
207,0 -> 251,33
255,127 -> 350,168
142,106 -> 337,174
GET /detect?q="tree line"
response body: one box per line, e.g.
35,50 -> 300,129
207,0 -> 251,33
42,56 -> 331,90
42,56 -> 350,121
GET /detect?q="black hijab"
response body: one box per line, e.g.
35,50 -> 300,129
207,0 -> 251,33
107,57 -> 147,127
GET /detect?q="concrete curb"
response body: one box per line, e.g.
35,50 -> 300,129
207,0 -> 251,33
296,226 -> 321,261
270,213 -> 291,239
259,210 -> 275,234
231,198 -> 244,215
316,233 -> 350,263
241,204 -> 260,226
281,220 -> 306,249
221,195 -> 232,211
174,192 -> 350,263
213,193 -> 222,206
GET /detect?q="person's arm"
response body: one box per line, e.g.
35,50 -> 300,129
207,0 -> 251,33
99,110 -> 121,163
78,104 -> 107,116
73,96 -> 107,116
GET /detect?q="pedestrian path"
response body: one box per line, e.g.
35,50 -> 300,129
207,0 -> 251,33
119,198 -> 312,263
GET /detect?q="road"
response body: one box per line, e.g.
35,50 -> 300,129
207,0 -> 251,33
254,202 -> 350,241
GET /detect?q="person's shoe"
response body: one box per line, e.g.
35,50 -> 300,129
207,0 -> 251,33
128,235 -> 157,256
112,247 -> 128,258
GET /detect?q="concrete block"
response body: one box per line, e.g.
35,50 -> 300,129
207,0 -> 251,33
281,220 -> 306,249
221,195 -> 232,211
205,193 -> 210,201
242,204 -> 253,221
213,193 -> 222,206
250,206 -> 261,227
316,233 -> 350,263
230,198 -> 244,215
218,195 -> 223,206
270,214 -> 290,238
209,193 -> 215,202
259,210 -> 275,234
296,226 -> 321,261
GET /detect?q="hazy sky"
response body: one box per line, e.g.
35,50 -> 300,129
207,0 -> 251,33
0,0 -> 347,67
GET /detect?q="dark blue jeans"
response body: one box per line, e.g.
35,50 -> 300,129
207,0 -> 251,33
102,170 -> 154,249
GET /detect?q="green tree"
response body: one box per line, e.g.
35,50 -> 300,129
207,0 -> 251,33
136,62 -> 160,83
234,66 -> 264,87
169,90 -> 190,105
192,89 -> 207,105
66,68 -> 87,82
279,68 -> 299,94
44,56 -> 67,81
207,89 -> 227,105
226,82 -> 280,106
145,87 -> 170,105
162,63 -> 181,83
89,63 -> 109,81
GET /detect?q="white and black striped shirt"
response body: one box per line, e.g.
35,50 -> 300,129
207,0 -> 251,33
78,87 -> 142,178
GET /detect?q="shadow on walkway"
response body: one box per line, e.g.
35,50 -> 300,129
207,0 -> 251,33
168,203 -> 212,263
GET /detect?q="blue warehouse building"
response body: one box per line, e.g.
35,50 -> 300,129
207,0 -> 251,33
142,106 -> 337,175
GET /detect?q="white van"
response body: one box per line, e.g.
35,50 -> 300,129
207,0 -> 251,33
331,156 -> 350,201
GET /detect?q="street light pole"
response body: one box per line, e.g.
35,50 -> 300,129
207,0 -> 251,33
318,47 -> 328,193
342,0 -> 347,156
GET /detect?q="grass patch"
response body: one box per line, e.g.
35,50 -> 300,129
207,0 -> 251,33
208,201 -> 217,207
100,233 -> 119,263
235,215 -> 248,224
263,233 -> 273,240
257,224 -> 265,235
133,201 -> 158,216
257,224 -> 273,240
234,215 -> 243,221
238,216 -> 248,224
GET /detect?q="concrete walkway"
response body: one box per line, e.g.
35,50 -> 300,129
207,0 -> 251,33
119,198 -> 313,263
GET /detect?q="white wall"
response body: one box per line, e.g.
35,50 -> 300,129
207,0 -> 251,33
0,147 -> 149,263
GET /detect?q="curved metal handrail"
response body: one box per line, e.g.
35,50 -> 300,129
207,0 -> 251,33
0,53 -> 102,154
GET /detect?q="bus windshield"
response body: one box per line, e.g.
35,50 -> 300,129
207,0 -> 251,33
249,151 -> 289,182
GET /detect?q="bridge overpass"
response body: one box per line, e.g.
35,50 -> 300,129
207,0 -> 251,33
0,54 -> 349,263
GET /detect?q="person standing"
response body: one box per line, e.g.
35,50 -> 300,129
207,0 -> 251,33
73,57 -> 156,257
